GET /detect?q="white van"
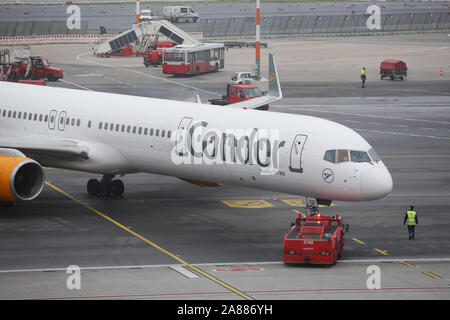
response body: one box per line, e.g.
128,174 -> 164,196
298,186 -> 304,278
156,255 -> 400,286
163,6 -> 199,23
140,9 -> 152,22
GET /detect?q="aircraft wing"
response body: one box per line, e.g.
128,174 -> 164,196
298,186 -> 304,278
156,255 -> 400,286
0,137 -> 89,159
225,53 -> 282,110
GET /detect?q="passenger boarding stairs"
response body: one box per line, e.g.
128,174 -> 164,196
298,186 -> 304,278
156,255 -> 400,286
93,18 -> 201,56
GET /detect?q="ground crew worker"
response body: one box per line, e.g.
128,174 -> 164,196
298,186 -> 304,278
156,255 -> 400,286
361,67 -> 366,88
403,206 -> 418,240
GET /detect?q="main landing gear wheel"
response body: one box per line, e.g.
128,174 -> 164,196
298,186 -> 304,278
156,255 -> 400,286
87,175 -> 125,197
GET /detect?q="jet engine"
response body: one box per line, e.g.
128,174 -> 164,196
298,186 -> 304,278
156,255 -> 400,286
0,156 -> 44,203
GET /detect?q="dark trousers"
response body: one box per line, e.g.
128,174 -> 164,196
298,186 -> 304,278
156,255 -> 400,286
361,76 -> 366,87
407,225 -> 415,239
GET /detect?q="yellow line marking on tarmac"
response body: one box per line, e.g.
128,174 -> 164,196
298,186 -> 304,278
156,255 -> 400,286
352,238 -> 366,245
45,182 -> 254,301
291,209 -> 303,215
221,200 -> 273,208
373,248 -> 389,256
398,260 -> 414,268
423,272 -> 441,279
281,199 -> 304,206
281,199 -> 335,207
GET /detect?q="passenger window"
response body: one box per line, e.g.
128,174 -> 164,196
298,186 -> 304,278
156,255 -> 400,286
71,118 -> 75,126
104,122 -> 108,130
29,113 -> 33,120
167,130 -> 171,139
138,127 -> 142,135
44,115 -> 48,122
115,124 -> 120,131
13,111 -> 16,118
39,114 -> 43,122
23,112 -> 27,119
230,88 -> 235,96
121,125 -> 125,132
144,128 -> 148,135
133,126 -> 137,134
155,129 -> 160,136
350,151 -> 371,163
88,120 -> 92,128
18,112 -> 22,119
66,117 -> 70,125
110,123 -> 114,131
324,150 -> 336,163
99,122 -> 103,129
127,125 -> 131,133
161,130 -> 165,138
337,150 -> 349,163
150,128 -> 154,136
8,111 -> 11,117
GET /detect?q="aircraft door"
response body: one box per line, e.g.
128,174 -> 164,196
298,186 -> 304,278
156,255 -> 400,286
289,134 -> 308,173
57,111 -> 67,131
48,110 -> 57,130
175,117 -> 193,157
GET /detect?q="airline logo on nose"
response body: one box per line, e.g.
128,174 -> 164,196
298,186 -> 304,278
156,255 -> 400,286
322,168 -> 334,183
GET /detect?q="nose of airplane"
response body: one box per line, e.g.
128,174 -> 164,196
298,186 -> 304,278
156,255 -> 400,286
360,167 -> 393,200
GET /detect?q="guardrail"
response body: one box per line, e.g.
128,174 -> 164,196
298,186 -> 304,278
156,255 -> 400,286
0,32 -> 204,46
0,34 -> 115,46
0,12 -> 448,44
196,12 -> 450,37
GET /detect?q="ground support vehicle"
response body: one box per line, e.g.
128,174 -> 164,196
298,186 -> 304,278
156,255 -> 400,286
0,56 -> 63,82
224,41 -> 268,49
109,45 -> 134,57
230,71 -> 269,94
163,5 -> 199,23
209,84 -> 267,110
163,43 -> 225,76
283,213 -> 348,265
380,59 -> 407,80
143,42 -> 175,67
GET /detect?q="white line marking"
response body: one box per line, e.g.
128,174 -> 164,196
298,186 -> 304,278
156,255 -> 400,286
355,128 -> 450,140
73,74 -> 103,77
170,265 -> 200,279
60,79 -> 92,91
76,52 -> 221,97
2,258 -> 450,274
393,124 -> 408,128
287,107 -> 450,125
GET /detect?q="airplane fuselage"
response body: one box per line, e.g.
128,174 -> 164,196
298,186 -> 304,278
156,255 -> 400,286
0,82 -> 393,202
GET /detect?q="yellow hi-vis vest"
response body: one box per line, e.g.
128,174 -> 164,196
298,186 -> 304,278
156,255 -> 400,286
361,69 -> 366,76
407,211 -> 416,226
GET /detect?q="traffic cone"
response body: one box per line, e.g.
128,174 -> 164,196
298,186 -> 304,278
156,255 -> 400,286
439,68 -> 444,77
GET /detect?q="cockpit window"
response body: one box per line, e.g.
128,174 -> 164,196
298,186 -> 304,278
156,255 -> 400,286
368,148 -> 380,162
324,150 -> 336,163
350,151 -> 372,163
337,150 -> 349,163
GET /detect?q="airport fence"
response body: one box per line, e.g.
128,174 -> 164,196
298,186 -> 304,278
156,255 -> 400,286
196,11 -> 450,38
0,11 -> 448,43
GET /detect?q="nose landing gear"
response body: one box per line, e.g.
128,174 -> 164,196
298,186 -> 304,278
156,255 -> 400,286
87,175 -> 125,197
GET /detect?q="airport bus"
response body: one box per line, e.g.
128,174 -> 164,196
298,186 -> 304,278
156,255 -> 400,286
162,43 -> 225,76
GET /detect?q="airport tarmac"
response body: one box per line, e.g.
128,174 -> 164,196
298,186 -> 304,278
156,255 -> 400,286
0,34 -> 449,300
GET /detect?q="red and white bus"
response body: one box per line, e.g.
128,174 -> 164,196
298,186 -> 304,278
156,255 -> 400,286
163,43 -> 225,76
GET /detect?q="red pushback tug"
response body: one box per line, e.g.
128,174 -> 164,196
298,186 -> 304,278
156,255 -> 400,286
283,213 -> 348,265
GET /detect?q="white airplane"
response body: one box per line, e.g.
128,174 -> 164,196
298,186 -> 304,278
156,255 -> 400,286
0,54 -> 392,206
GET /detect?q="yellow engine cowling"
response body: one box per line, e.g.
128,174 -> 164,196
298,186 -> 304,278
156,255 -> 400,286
0,156 -> 44,203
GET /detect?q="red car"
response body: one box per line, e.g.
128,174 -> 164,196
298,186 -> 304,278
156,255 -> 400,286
2,57 -> 63,82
